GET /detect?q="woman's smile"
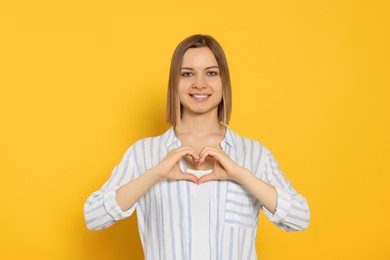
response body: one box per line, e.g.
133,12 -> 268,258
189,93 -> 212,102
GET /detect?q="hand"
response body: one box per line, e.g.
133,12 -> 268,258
197,146 -> 242,184
153,146 -> 200,184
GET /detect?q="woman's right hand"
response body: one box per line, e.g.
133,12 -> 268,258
153,146 -> 200,184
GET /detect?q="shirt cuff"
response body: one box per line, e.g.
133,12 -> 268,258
103,186 -> 136,221
263,187 -> 292,223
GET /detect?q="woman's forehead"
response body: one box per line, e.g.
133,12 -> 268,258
181,47 -> 218,68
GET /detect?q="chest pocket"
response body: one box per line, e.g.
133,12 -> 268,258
224,181 -> 254,229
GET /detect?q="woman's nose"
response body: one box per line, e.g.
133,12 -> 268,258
192,75 -> 206,89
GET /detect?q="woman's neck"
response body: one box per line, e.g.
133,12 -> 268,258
176,111 -> 224,135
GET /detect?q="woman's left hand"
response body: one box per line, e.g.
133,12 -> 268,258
197,146 -> 242,184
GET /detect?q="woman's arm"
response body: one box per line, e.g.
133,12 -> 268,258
198,146 -> 310,231
116,146 -> 200,211
197,148 -> 277,212
258,150 -> 310,231
84,145 -> 199,230
232,168 -> 278,213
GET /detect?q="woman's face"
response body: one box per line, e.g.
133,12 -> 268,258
178,47 -> 223,118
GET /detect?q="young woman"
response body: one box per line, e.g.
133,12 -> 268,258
84,34 -> 310,260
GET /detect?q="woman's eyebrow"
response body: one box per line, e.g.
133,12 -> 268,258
180,66 -> 219,70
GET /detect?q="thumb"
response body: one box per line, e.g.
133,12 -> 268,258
178,172 -> 199,184
198,173 -> 216,184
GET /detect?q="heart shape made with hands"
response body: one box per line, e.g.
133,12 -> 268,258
183,153 -> 215,170
182,152 -> 230,184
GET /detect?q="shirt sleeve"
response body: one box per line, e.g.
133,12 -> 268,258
84,146 -> 138,230
258,148 -> 310,231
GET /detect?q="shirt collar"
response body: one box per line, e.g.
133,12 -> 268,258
163,127 -> 180,148
222,126 -> 235,148
163,126 -> 236,149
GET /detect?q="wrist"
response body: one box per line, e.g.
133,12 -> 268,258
231,166 -> 250,183
146,167 -> 165,183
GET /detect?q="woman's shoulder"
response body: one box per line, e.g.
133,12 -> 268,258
126,127 -> 174,151
226,127 -> 272,154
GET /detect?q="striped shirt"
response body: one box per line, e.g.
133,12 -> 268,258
84,127 -> 310,260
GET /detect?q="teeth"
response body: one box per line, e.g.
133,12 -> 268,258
193,95 -> 208,98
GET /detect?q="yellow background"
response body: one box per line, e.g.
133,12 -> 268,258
1,0 -> 389,259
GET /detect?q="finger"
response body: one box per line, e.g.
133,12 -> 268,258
197,173 -> 217,184
198,147 -> 213,163
177,146 -> 200,161
199,147 -> 223,163
167,149 -> 199,166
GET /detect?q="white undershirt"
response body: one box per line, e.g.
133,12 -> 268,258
187,168 -> 213,260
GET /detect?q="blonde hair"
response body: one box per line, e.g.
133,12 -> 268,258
166,34 -> 232,126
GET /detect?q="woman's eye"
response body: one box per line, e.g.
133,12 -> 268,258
207,71 -> 218,76
181,72 -> 192,77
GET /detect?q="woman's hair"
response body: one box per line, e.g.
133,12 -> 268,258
166,34 -> 232,126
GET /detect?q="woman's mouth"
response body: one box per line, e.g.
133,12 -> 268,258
189,94 -> 210,101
